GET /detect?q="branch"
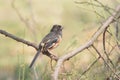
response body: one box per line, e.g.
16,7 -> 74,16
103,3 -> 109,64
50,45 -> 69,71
52,5 -> 120,80
0,29 -> 58,61
0,29 -> 38,50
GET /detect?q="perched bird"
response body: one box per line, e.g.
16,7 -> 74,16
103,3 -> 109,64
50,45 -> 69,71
29,24 -> 63,68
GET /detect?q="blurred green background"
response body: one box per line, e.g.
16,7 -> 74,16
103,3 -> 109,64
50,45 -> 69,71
0,0 -> 120,80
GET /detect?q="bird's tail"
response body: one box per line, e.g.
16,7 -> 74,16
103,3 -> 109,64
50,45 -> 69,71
29,46 -> 42,68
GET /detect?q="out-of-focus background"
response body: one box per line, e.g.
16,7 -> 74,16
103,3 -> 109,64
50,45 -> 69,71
0,0 -> 120,80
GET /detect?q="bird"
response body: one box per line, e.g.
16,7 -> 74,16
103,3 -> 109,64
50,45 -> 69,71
29,24 -> 63,68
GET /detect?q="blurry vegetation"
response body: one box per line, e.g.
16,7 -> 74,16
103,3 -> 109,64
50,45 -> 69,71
0,0 -> 120,80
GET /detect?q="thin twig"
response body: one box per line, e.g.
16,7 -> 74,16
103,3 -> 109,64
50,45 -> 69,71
92,45 -> 120,79
94,0 -> 115,14
103,27 -> 115,68
108,45 -> 117,55
75,1 -> 102,7
78,56 -> 100,80
75,1 -> 115,11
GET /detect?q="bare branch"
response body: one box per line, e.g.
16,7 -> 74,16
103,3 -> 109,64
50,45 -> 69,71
52,5 -> 120,80
0,29 -> 38,50
0,29 -> 58,61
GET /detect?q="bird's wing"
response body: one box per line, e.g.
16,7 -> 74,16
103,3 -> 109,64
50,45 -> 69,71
40,32 -> 59,49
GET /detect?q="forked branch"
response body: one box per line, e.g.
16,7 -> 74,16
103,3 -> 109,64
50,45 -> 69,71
52,5 -> 120,80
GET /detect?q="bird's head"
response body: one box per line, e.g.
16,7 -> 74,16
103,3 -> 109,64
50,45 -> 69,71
50,24 -> 63,32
